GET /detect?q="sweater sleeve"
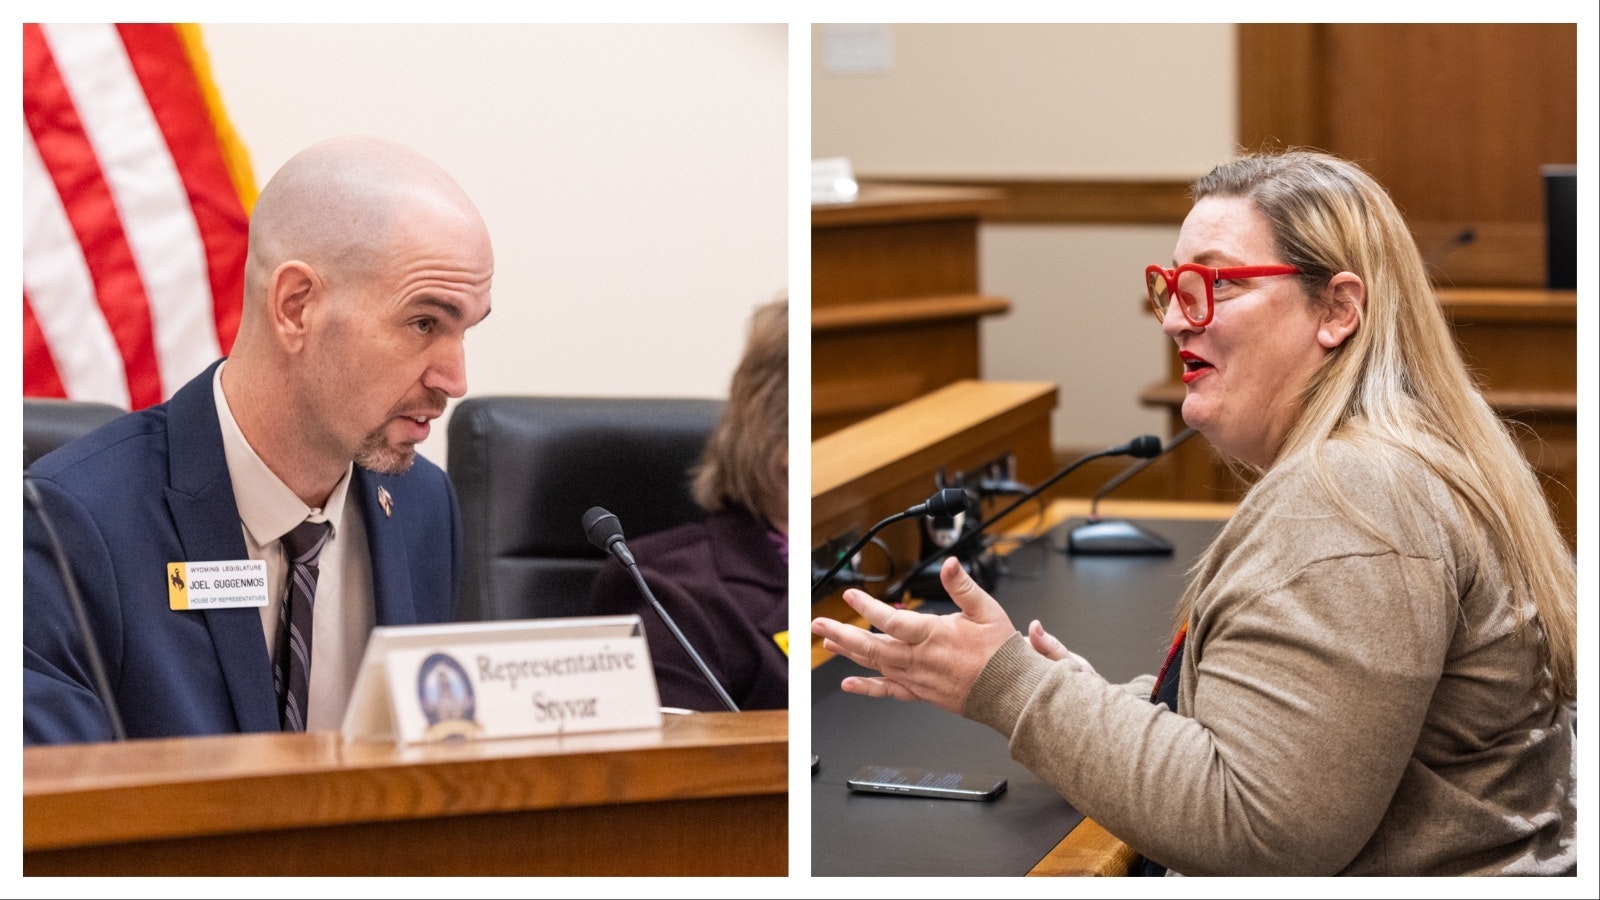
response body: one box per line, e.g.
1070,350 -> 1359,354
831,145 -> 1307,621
964,549 -> 1454,875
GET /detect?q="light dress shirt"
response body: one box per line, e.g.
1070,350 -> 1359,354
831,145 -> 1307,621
212,362 -> 375,731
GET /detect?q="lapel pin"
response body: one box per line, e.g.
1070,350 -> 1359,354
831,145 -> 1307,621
378,485 -> 394,518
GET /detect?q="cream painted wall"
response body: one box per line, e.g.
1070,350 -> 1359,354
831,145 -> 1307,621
979,224 -> 1177,447
201,23 -> 788,468
813,23 -> 1234,179
813,23 -> 1237,450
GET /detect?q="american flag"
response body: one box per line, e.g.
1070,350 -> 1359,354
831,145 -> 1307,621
23,23 -> 255,410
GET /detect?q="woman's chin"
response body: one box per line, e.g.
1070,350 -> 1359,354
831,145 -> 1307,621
1179,398 -> 1213,436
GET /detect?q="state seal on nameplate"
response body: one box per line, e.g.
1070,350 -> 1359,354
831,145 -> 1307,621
416,652 -> 482,741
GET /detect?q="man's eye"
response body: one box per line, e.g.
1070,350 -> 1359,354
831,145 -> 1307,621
413,318 -> 435,334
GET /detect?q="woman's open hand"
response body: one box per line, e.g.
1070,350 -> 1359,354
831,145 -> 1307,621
810,556 -> 1018,714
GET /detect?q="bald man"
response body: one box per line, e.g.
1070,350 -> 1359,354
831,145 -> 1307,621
24,136 -> 494,745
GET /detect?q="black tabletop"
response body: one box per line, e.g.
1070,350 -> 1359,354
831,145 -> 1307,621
810,515 -> 1223,876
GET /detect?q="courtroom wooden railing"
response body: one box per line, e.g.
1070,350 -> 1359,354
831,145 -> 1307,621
812,183 -> 1012,437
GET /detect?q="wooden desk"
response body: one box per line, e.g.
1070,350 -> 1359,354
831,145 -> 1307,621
812,379 -> 1057,658
24,709 -> 787,876
813,183 -> 1011,437
1139,288 -> 1577,547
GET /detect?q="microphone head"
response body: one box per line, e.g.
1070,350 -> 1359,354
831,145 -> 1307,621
923,487 -> 971,518
1126,435 -> 1163,459
581,506 -> 625,551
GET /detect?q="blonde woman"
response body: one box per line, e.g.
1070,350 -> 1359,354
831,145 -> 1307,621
812,151 -> 1576,875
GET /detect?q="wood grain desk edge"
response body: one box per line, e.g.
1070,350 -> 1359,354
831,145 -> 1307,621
24,709 -> 788,852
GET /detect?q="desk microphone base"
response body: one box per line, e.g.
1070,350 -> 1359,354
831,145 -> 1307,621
1066,519 -> 1174,555
901,552 -> 999,601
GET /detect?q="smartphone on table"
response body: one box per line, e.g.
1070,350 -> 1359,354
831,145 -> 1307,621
846,763 -> 1007,801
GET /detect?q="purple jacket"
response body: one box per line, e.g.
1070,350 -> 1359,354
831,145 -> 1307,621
587,506 -> 787,711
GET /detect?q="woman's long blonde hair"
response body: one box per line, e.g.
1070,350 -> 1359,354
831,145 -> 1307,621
1176,149 -> 1576,703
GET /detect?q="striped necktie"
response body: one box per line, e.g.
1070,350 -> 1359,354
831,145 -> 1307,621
274,519 -> 332,732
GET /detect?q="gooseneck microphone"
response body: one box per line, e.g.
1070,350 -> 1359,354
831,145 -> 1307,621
24,476 -> 128,741
810,488 -> 970,600
582,506 -> 739,713
883,435 -> 1163,602
1067,427 -> 1198,555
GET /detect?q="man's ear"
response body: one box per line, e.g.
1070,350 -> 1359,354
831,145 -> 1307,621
268,261 -> 319,353
1318,271 -> 1365,349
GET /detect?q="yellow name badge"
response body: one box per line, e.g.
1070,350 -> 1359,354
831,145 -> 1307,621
773,630 -> 789,657
168,560 -> 270,610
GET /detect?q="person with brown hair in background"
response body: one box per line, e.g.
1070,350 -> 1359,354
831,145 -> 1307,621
589,297 -> 789,712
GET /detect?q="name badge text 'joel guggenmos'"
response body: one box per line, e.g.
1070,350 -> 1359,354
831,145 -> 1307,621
167,559 -> 269,610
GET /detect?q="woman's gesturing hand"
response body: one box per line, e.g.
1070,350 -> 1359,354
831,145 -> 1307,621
810,556 -> 1019,714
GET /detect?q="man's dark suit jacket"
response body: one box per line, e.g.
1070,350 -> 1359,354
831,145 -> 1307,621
23,360 -> 462,745
587,506 -> 787,712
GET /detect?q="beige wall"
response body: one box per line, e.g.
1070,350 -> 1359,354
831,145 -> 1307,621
813,23 -> 1237,450
202,23 -> 788,468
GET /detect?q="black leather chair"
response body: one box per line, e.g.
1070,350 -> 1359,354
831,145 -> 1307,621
23,398 -> 127,470
446,395 -> 724,622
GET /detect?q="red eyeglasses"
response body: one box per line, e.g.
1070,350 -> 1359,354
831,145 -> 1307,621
1146,263 -> 1302,327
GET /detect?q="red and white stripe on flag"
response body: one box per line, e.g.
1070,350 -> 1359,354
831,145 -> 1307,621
23,23 -> 256,410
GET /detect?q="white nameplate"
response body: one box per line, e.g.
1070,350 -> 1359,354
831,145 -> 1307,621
341,616 -> 662,745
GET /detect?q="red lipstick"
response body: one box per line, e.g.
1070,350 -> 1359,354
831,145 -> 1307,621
1179,351 -> 1213,384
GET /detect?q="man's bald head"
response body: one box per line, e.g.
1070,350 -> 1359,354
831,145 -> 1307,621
243,136 -> 485,310
221,135 -> 493,504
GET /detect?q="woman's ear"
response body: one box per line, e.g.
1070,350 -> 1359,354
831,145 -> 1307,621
1318,272 -> 1365,349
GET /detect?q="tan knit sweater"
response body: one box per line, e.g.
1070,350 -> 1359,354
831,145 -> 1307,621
964,438 -> 1576,875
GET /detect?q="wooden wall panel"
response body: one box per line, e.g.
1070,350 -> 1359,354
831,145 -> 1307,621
1239,23 -> 1577,288
812,218 -> 982,307
811,184 -> 1012,436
